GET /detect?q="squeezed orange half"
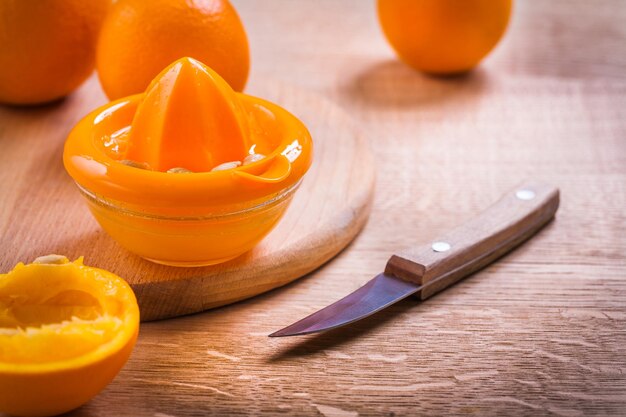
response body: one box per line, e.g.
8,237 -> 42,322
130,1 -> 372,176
0,256 -> 139,417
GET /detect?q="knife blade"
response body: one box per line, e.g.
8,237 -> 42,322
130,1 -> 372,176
270,182 -> 560,337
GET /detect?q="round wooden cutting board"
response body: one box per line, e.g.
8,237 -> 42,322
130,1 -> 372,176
0,76 -> 375,321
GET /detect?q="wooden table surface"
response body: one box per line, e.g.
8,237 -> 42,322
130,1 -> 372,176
3,0 -> 626,415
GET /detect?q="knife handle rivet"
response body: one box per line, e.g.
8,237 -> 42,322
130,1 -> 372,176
516,189 -> 536,200
431,241 -> 451,252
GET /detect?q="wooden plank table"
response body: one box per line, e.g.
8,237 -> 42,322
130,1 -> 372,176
3,0 -> 626,415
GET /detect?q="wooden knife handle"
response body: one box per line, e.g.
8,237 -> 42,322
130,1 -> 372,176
384,182 -> 560,300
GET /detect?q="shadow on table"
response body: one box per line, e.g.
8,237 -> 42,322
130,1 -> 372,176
339,59 -> 490,110
0,95 -> 67,111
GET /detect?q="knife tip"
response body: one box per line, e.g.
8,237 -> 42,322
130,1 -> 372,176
268,329 -> 291,337
269,326 -> 312,337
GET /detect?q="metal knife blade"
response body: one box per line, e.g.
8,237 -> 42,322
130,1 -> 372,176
269,273 -> 421,337
270,182 -> 560,337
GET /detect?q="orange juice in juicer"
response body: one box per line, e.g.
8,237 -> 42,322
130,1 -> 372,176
64,58 -> 313,266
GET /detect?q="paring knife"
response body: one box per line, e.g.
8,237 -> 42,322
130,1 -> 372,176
270,182 -> 560,337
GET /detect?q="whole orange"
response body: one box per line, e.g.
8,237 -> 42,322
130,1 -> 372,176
377,0 -> 512,74
96,0 -> 250,100
0,0 -> 109,105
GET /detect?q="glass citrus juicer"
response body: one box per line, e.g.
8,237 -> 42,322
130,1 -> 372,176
64,57 -> 313,266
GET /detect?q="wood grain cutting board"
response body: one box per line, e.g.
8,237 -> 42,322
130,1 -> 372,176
0,76 -> 375,321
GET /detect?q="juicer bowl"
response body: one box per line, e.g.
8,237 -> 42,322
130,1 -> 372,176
76,181 -> 301,266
